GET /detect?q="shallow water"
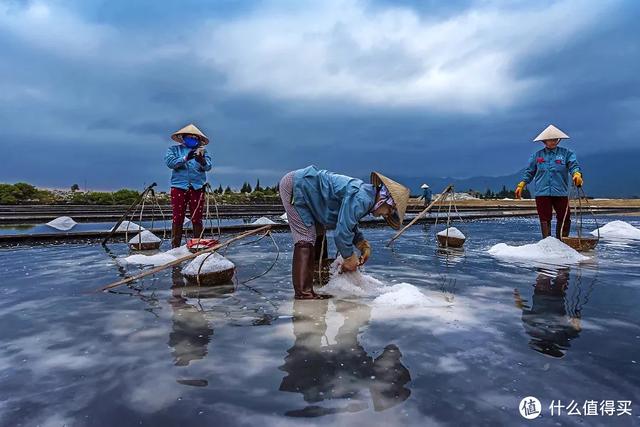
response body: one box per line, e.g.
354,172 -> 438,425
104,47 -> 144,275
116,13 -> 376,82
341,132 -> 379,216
1,217 -> 639,426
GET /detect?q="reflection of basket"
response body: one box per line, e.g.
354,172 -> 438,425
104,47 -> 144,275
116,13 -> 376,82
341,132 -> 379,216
314,258 -> 335,286
184,267 -> 235,286
561,236 -> 598,252
129,241 -> 162,251
437,234 -> 465,248
177,283 -> 235,298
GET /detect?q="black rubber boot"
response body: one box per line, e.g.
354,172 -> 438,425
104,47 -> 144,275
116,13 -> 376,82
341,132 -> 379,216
540,221 -> 552,239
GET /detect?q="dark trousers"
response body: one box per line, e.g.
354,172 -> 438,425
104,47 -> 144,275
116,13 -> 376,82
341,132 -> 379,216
535,196 -> 570,238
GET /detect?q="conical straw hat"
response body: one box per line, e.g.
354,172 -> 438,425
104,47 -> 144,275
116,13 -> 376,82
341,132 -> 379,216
370,172 -> 410,230
533,124 -> 570,142
421,184 -> 429,189
171,123 -> 210,145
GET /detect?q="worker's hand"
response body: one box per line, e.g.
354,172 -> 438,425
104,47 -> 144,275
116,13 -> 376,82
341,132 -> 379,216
572,172 -> 583,187
356,240 -> 371,265
195,147 -> 206,157
185,150 -> 196,161
514,181 -> 526,199
341,253 -> 359,272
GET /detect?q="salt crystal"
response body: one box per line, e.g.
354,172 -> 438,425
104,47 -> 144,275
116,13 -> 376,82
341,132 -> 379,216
372,283 -> 450,308
591,220 -> 640,240
182,253 -> 234,276
128,230 -> 161,244
111,221 -> 145,232
437,227 -> 465,239
46,216 -> 77,231
251,217 -> 277,225
487,237 -> 588,265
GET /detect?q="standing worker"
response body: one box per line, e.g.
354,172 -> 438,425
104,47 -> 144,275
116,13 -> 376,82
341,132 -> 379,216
165,124 -> 212,248
514,125 -> 583,239
279,165 -> 410,300
419,184 -> 432,207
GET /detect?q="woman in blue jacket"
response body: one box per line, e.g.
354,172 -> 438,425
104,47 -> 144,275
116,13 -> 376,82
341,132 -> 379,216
165,124 -> 212,248
515,125 -> 583,239
279,166 -> 410,299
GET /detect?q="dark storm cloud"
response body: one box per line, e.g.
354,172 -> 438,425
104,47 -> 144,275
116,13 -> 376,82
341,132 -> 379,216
0,0 -> 638,190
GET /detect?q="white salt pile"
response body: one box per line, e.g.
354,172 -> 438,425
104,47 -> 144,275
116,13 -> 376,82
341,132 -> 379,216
120,245 -> 191,267
488,237 -> 588,264
372,283 -> 450,308
437,227 -> 465,239
251,217 -> 277,225
279,213 -> 288,223
111,221 -> 145,232
128,230 -> 161,244
591,220 -> 640,240
182,253 -> 235,276
46,216 -> 77,231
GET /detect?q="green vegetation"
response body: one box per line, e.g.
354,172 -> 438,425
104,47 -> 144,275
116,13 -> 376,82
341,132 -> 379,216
0,183 -> 57,204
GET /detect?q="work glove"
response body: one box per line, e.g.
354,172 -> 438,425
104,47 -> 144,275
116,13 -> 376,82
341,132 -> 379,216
356,240 -> 371,265
341,253 -> 359,272
185,150 -> 196,161
514,181 -> 526,199
195,147 -> 206,157
572,172 -> 583,187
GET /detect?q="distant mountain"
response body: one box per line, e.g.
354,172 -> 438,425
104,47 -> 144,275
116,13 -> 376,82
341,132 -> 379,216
399,149 -> 640,198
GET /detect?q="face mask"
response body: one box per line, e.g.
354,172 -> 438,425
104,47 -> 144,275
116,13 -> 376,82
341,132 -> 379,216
183,136 -> 199,149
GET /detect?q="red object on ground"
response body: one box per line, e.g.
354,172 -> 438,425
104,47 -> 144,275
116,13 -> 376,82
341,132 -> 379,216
187,238 -> 220,251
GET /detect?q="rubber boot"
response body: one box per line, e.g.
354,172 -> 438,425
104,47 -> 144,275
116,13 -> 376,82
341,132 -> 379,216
292,242 -> 332,300
540,221 -> 552,239
172,223 -> 184,248
192,222 -> 204,240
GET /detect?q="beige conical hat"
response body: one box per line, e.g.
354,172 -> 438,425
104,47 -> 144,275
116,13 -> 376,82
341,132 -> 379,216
370,172 -> 410,230
533,124 -> 570,142
421,184 -> 429,189
171,123 -> 210,145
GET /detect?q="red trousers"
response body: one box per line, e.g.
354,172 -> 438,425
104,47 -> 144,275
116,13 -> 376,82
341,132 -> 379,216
535,196 -> 571,235
171,187 -> 204,226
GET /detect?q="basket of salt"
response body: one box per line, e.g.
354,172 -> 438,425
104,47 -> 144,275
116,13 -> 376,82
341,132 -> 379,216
128,230 -> 162,251
436,227 -> 466,248
182,252 -> 235,286
561,236 -> 598,252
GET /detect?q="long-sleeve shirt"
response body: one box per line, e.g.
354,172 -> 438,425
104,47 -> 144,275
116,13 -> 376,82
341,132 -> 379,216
292,165 -> 375,258
165,145 -> 212,190
521,146 -> 581,197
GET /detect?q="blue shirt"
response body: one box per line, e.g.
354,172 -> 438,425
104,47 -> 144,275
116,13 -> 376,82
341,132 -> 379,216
422,188 -> 432,202
521,146 -> 581,197
165,145 -> 212,190
292,165 -> 376,258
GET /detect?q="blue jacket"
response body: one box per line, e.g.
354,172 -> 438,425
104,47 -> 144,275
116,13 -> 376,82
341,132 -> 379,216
292,166 -> 376,258
521,146 -> 581,197
421,188 -> 432,203
165,145 -> 212,190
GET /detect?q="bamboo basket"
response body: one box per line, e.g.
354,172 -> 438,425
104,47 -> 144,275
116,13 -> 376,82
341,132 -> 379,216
184,266 -> 236,286
129,241 -> 162,251
561,236 -> 598,252
437,234 -> 465,248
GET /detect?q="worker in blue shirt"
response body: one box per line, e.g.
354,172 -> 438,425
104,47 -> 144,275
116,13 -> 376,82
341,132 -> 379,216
279,166 -> 410,299
419,184 -> 432,207
165,124 -> 212,247
515,125 -> 583,239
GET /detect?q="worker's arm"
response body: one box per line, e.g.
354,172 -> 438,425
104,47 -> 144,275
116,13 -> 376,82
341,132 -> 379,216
165,147 -> 187,169
196,148 -> 212,172
335,194 -> 369,259
521,153 -> 537,184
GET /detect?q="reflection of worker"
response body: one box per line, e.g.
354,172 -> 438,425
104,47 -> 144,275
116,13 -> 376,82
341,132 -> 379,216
279,300 -> 411,416
513,268 -> 581,358
514,125 -> 583,239
168,267 -> 214,366
419,184 -> 432,207
165,124 -> 213,248
279,166 -> 410,299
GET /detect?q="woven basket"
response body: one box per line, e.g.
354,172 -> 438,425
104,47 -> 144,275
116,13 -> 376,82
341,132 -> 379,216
184,266 -> 235,286
129,241 -> 162,251
561,236 -> 598,252
437,234 -> 465,248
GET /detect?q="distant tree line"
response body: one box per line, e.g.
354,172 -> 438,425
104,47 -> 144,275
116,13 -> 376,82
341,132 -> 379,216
477,185 -> 531,199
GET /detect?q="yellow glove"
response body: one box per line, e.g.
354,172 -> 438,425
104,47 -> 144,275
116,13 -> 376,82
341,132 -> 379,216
356,240 -> 371,265
341,253 -> 359,272
514,181 -> 526,199
572,172 -> 583,187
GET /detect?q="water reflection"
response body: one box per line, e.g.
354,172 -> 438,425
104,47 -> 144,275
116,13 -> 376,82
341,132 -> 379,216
279,300 -> 411,417
514,268 -> 595,358
168,267 -> 215,366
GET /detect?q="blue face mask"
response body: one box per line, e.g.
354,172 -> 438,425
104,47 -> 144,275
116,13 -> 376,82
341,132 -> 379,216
183,136 -> 199,149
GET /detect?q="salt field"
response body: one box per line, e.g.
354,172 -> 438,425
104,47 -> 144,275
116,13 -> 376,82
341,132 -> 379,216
1,216 -> 639,426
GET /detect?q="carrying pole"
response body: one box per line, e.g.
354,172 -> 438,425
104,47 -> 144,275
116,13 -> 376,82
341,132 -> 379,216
386,184 -> 453,247
96,225 -> 271,292
102,182 -> 157,245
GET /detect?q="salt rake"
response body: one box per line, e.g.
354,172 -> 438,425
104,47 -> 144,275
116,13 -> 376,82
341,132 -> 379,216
560,185 -> 600,252
95,225 -> 272,293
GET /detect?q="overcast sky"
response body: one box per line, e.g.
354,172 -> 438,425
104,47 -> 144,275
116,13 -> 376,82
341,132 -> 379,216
0,0 -> 638,191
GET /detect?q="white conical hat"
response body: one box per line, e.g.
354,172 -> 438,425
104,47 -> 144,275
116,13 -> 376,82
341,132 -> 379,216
421,184 -> 429,189
533,124 -> 570,142
171,123 -> 210,145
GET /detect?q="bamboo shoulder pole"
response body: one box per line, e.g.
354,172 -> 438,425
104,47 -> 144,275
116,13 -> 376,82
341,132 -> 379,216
97,225 -> 272,292
386,184 -> 453,247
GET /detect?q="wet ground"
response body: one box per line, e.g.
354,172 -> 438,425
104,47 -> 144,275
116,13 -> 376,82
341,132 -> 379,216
0,216 -> 639,426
